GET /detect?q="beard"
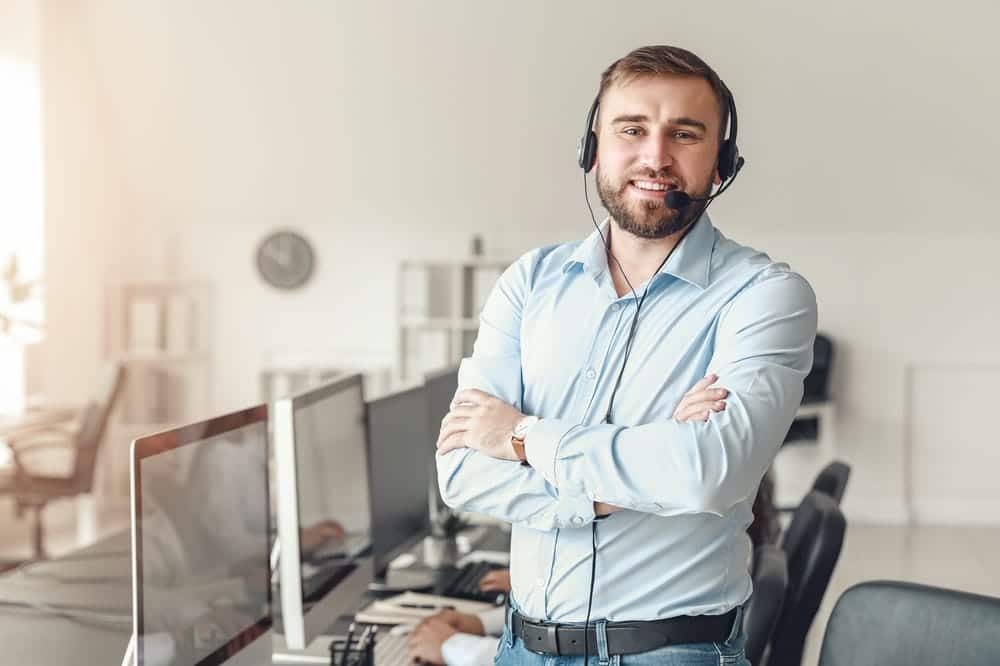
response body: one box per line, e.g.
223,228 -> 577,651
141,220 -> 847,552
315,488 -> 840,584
596,166 -> 712,239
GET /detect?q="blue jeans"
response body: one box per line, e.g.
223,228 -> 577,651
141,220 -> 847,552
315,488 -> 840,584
494,605 -> 749,666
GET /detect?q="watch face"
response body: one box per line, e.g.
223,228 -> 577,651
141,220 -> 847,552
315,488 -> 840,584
256,230 -> 315,290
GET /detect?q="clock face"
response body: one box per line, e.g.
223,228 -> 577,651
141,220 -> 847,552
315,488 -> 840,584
256,231 -> 315,290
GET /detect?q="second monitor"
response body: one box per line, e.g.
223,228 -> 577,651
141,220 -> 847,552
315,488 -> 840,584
365,383 -> 435,589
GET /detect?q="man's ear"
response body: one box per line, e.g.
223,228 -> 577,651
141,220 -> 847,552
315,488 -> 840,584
713,166 -> 722,187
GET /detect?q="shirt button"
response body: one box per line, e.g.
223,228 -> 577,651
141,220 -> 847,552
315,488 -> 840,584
585,368 -> 596,380
572,516 -> 585,525
610,302 -> 620,312
537,578 -> 545,587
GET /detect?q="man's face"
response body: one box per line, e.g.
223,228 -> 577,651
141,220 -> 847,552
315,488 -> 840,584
595,75 -> 723,239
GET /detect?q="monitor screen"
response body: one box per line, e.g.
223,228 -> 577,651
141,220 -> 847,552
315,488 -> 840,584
272,374 -> 374,651
131,406 -> 271,666
366,384 -> 433,577
291,375 -> 371,584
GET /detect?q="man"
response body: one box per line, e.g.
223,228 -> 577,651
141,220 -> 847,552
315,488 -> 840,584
436,45 -> 816,665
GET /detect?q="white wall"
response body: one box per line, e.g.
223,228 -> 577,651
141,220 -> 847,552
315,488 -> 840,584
38,0 -> 1000,523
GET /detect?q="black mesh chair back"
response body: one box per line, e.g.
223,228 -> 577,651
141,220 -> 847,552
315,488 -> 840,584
769,491 -> 846,666
802,333 -> 833,403
819,581 -> 1000,666
743,544 -> 788,665
811,461 -> 850,505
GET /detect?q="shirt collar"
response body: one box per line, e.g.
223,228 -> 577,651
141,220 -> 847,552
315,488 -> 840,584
562,213 -> 716,290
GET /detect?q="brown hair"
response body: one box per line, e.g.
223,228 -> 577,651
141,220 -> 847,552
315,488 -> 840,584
597,45 -> 730,141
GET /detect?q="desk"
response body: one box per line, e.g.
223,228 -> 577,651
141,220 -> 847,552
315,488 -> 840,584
0,525 -> 511,665
0,531 -> 132,665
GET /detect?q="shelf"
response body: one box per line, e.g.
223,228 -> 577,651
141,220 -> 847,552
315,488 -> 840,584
119,352 -> 210,364
400,317 -> 480,330
401,257 -> 510,270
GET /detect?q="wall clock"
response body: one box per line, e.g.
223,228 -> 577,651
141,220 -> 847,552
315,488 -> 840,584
256,230 -> 315,290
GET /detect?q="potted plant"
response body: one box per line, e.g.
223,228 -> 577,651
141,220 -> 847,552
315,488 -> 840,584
423,507 -> 469,568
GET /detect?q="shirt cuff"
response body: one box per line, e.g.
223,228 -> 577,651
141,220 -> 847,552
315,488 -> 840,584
477,607 -> 507,636
440,633 -> 502,666
525,418 -> 575,488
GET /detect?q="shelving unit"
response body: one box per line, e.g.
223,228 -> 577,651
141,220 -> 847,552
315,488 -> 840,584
101,281 -> 212,496
396,257 -> 510,383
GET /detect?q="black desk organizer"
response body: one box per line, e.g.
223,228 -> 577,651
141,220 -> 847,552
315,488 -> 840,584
328,626 -> 376,666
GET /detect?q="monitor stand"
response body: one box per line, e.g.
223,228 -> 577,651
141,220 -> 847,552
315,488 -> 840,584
272,613 -> 354,664
367,567 -> 436,594
272,631 -> 344,665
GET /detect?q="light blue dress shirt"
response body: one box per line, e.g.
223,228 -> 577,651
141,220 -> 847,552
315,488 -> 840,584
437,214 -> 817,623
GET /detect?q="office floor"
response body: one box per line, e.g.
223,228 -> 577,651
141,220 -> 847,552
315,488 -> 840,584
1,499 -> 998,666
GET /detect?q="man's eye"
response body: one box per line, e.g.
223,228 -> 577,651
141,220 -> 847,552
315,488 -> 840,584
622,127 -> 642,136
674,131 -> 698,141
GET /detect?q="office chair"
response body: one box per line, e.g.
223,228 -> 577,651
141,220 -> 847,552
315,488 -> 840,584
811,461 -> 850,505
0,362 -> 125,560
802,333 -> 833,404
766,491 -> 846,666
743,544 -> 788,666
818,581 -> 1000,666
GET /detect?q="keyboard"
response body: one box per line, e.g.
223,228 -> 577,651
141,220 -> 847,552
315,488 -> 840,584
374,631 -> 409,666
439,561 -> 506,605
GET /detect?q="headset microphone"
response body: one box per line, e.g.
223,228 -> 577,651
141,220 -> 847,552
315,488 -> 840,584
664,155 -> 745,209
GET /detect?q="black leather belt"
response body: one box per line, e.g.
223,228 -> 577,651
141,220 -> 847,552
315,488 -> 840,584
510,608 -> 737,656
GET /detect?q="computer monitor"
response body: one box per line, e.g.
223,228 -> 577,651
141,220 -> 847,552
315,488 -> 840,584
424,366 -> 458,519
365,384 -> 434,582
272,374 -> 374,651
130,405 -> 272,666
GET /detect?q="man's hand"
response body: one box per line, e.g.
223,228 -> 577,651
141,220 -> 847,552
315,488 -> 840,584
299,520 -> 345,553
595,374 -> 729,517
425,608 -> 487,635
594,501 -> 622,516
407,609 -> 487,664
436,389 -> 525,461
673,373 -> 728,422
478,569 -> 511,593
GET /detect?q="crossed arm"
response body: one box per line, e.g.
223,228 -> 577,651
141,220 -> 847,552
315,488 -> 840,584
435,257 -> 817,528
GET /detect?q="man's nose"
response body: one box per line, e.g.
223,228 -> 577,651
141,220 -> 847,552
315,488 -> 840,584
639,135 -> 674,172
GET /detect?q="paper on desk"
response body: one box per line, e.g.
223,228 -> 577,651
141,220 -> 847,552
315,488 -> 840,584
355,591 -> 494,625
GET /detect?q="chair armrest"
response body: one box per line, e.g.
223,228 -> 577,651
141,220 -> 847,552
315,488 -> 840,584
6,426 -> 76,450
6,430 -> 75,478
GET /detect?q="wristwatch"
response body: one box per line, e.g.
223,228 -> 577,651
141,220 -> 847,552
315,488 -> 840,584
511,415 -> 539,464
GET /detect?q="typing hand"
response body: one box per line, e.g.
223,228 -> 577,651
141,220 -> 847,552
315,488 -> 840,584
299,520 -> 345,553
673,373 -> 728,422
427,608 -> 487,635
436,389 -> 525,461
407,616 -> 459,665
478,569 -> 512,593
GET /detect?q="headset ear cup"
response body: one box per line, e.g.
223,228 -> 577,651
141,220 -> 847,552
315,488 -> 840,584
717,140 -> 735,182
579,130 -> 598,173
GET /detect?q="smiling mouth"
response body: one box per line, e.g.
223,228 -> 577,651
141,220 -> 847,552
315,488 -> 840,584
628,179 -> 680,199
